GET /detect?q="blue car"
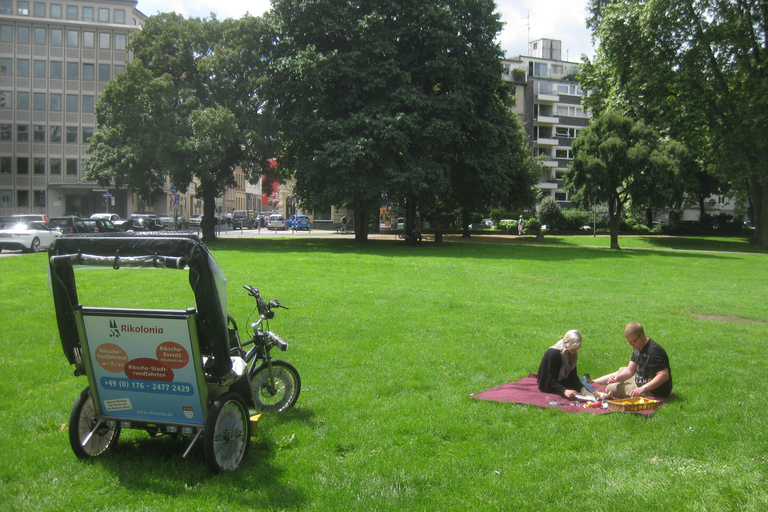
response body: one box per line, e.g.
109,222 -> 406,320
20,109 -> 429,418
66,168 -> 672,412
285,214 -> 311,230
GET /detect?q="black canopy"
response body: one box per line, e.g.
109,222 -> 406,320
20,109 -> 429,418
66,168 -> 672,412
48,232 -> 232,378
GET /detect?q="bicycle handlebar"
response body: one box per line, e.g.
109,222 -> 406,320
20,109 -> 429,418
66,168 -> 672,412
242,284 -> 288,312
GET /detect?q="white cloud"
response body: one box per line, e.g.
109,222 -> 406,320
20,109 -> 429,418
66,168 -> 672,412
136,0 -> 595,60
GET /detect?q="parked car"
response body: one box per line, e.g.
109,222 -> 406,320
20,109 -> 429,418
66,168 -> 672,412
285,214 -> 311,230
159,216 -> 177,230
49,216 -> 89,234
188,214 -> 203,227
268,214 -> 286,230
0,216 -> 18,229
113,218 -> 149,231
0,221 -> 61,253
83,219 -> 120,233
12,213 -> 49,225
469,218 -> 494,229
231,210 -> 254,229
90,213 -> 121,222
129,215 -> 164,231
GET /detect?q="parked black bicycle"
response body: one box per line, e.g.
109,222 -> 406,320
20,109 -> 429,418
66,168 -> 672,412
228,285 -> 301,413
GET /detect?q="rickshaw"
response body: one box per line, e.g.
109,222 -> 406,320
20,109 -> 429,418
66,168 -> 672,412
48,232 -> 292,472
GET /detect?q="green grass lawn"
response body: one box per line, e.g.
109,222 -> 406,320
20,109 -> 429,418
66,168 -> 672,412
1,237 -> 767,511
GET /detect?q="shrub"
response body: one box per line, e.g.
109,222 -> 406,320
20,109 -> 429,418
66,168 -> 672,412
538,196 -> 564,230
561,209 -> 594,231
524,218 -> 541,234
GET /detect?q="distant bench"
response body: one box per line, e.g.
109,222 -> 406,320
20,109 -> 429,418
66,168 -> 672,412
393,230 -> 443,245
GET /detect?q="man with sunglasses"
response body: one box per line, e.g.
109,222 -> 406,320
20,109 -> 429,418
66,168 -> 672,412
590,322 -> 673,398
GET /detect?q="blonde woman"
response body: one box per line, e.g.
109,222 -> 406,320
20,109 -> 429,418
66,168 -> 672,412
537,330 -> 587,399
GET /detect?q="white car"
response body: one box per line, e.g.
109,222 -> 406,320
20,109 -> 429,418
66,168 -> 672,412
0,221 -> 62,253
268,214 -> 286,230
90,213 -> 121,222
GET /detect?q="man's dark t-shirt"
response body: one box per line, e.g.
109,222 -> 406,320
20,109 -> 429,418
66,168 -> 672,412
631,338 -> 673,397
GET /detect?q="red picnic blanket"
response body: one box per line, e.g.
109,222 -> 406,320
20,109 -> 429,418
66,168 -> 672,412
470,373 -> 664,416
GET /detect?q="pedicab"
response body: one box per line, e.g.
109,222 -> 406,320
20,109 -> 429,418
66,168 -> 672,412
49,232 -> 270,472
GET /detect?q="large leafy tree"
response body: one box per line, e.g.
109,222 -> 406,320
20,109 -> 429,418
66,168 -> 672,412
267,0 -> 536,241
566,109 -> 675,249
583,0 -> 768,246
86,13 -> 280,241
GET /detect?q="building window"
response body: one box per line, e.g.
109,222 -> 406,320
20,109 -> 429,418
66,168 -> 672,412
83,30 -> 94,48
0,157 -> 11,173
50,126 -> 62,142
50,158 -> 61,174
66,126 -> 77,142
50,93 -> 61,111
0,1 -> 11,15
33,157 -> 45,174
98,64 -> 110,81
33,92 -> 45,110
34,59 -> 45,78
17,157 -> 29,174
0,25 -> 11,43
82,95 -> 94,112
0,91 -> 7,108
51,28 -> 62,46
17,25 -> 30,43
98,8 -> 109,22
82,126 -> 93,142
115,33 -> 126,50
17,190 -> 29,207
33,2 -> 45,17
82,6 -> 93,22
66,5 -> 77,20
67,29 -> 78,47
66,94 -> 78,112
34,26 -> 45,44
17,92 -> 29,109
17,58 -> 30,77
34,190 -> 45,207
17,124 -> 29,141
18,1 -> 30,16
51,4 -> 61,18
0,58 -> 11,75
33,124 -> 45,141
66,62 -> 78,79
114,64 -> 125,75
50,61 -> 62,78
115,9 -> 125,24
555,149 -> 574,159
99,32 -> 110,49
554,192 -> 567,201
0,123 -> 10,140
83,63 -> 94,80
66,159 -> 77,175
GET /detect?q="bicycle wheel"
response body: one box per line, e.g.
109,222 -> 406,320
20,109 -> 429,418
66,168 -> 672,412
69,387 -> 120,459
204,392 -> 250,473
249,360 -> 301,413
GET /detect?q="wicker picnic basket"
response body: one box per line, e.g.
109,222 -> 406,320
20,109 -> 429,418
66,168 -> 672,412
607,397 -> 662,412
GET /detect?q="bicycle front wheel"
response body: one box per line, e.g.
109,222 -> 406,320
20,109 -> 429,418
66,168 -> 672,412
69,387 -> 121,459
249,360 -> 301,413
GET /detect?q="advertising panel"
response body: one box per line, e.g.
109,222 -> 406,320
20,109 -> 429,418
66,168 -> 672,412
82,311 -> 205,425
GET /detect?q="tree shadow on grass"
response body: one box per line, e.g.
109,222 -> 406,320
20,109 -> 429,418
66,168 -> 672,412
206,237 -> 745,263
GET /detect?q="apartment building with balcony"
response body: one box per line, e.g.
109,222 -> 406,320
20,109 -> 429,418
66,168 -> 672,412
0,0 -> 144,217
502,38 -> 590,206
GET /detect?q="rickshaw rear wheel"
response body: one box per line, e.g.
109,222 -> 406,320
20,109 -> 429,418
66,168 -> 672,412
249,360 -> 301,413
204,392 -> 250,473
69,387 -> 121,459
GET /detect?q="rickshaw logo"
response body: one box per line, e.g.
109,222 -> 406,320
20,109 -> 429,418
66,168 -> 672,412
109,319 -> 121,338
183,406 -> 194,419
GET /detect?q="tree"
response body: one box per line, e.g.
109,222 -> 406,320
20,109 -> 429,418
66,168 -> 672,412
584,0 -> 768,246
86,14 -> 280,241
267,0 -> 537,241
566,109 -> 673,249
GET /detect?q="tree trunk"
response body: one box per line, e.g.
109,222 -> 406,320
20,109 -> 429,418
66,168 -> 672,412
201,180 -> 217,243
405,200 -> 417,235
748,174 -> 768,248
461,207 -> 471,238
608,194 -> 621,249
353,198 -> 370,242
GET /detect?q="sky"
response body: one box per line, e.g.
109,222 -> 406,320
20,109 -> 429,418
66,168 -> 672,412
135,0 -> 596,62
